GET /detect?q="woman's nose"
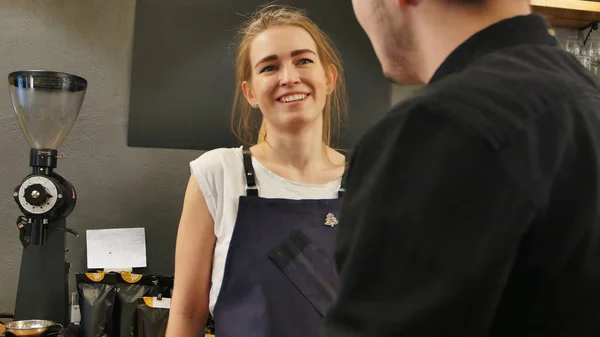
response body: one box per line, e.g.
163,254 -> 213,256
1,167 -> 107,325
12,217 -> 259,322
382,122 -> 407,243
279,64 -> 300,86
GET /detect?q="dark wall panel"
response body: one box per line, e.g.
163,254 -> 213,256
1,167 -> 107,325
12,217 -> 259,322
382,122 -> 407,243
128,0 -> 389,150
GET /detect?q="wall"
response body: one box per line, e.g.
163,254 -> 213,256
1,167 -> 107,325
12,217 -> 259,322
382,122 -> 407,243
0,0 -> 201,312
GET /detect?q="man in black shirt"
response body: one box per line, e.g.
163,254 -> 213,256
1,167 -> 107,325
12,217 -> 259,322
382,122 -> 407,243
321,0 -> 600,336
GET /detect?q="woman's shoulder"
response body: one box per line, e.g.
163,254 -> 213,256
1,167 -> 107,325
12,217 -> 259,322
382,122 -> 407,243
190,146 -> 244,174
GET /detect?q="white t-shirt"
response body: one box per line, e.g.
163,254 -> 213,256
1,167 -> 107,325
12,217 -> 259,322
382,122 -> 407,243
189,146 -> 343,314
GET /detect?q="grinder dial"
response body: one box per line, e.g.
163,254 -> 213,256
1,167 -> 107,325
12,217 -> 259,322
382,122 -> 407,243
17,175 -> 59,215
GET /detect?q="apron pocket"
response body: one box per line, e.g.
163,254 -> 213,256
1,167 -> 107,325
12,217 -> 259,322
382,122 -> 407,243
268,230 -> 339,316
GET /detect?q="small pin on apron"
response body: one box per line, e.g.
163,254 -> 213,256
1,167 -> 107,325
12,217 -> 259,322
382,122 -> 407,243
324,213 -> 338,227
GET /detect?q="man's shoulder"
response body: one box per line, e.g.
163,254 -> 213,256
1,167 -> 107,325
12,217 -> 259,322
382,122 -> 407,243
381,71 -> 580,152
361,43 -> 600,156
359,92 -> 475,150
425,47 -> 600,148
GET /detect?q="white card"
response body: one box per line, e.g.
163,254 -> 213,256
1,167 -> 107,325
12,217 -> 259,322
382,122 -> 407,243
86,227 -> 147,269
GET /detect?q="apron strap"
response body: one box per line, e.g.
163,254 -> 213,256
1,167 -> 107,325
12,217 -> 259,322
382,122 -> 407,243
242,145 -> 259,196
243,145 -> 349,198
338,155 -> 350,198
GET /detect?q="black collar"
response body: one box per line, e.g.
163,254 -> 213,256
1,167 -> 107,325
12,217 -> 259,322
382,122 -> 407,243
430,14 -> 558,83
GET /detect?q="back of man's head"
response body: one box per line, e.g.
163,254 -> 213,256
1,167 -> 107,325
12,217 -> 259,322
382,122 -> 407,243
353,0 -> 532,84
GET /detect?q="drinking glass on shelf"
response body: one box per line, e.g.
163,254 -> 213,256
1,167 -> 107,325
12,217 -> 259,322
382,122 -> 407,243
591,63 -> 600,76
586,37 -> 600,61
577,54 -> 592,71
564,36 -> 594,71
564,36 -> 581,56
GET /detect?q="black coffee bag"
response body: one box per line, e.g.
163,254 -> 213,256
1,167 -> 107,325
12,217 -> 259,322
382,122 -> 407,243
136,297 -> 170,337
115,273 -> 155,337
76,272 -> 117,337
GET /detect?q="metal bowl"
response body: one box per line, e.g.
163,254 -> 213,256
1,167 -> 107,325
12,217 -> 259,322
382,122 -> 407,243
3,320 -> 62,336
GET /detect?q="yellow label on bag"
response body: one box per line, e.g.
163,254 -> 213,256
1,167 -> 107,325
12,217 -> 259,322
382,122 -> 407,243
121,272 -> 142,283
85,272 -> 105,282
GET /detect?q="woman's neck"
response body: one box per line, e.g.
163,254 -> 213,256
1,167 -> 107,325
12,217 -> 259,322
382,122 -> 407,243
251,122 -> 344,184
262,128 -> 328,170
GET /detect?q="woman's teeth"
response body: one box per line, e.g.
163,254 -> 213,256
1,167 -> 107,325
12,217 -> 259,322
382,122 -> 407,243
280,94 -> 307,103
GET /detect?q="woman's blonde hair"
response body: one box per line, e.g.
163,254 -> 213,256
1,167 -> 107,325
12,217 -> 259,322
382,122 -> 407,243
230,4 -> 348,146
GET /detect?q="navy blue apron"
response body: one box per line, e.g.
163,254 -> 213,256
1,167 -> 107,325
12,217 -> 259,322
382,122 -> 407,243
213,146 -> 346,337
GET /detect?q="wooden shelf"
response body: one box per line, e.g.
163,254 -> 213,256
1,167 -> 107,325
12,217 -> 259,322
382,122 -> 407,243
531,0 -> 600,29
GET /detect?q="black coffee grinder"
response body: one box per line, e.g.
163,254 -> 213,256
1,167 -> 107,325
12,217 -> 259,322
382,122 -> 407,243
8,70 -> 87,327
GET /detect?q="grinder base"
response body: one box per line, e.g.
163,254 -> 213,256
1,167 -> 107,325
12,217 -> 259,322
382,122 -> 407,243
14,218 -> 69,327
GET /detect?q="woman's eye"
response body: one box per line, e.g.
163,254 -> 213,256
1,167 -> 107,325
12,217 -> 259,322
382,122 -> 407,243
298,58 -> 314,65
260,65 -> 277,73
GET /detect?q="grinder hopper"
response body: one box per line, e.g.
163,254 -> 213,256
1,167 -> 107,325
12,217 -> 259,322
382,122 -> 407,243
9,70 -> 87,150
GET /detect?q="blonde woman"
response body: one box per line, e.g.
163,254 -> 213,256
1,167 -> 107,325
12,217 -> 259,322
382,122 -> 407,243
166,5 -> 348,337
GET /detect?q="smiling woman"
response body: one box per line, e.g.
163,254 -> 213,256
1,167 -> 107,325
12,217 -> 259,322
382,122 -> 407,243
166,4 -> 350,337
232,5 -> 347,146
242,28 -> 334,138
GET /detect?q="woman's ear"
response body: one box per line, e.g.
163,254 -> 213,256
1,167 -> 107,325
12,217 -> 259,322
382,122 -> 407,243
241,81 -> 257,107
325,64 -> 338,94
